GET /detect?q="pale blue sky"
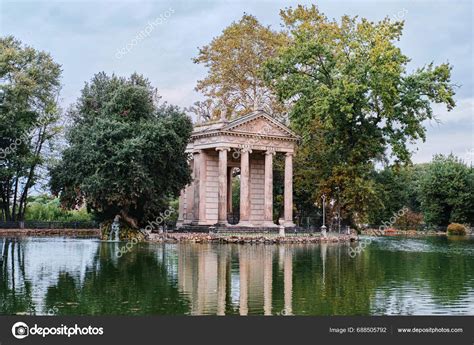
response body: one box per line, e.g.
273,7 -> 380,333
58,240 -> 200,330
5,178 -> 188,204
1,0 -> 473,163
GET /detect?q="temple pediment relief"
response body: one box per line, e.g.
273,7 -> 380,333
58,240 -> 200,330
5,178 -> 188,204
191,111 -> 298,141
223,112 -> 298,139
225,117 -> 288,137
188,111 -> 298,154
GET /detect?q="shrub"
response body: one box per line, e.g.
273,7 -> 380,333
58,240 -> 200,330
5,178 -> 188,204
394,209 -> 424,230
25,195 -> 93,222
447,223 -> 467,235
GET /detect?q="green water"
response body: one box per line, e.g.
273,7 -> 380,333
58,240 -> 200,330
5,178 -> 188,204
0,235 -> 473,315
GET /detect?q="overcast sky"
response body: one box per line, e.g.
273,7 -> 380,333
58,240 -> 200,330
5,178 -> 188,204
1,0 -> 472,164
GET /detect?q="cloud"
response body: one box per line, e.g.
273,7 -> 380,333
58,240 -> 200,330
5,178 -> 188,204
159,82 -> 201,109
431,98 -> 474,124
411,120 -> 473,164
2,0 -> 472,164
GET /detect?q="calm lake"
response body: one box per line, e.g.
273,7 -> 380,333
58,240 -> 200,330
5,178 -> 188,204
1,235 -> 473,316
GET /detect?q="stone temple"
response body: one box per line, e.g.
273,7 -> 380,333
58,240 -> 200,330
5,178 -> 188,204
177,111 -> 298,231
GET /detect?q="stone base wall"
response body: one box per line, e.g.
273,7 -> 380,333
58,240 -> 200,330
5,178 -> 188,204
175,224 -> 297,233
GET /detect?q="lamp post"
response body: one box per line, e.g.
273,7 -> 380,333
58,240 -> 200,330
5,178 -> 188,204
321,194 -> 327,238
336,203 -> 341,234
335,186 -> 341,233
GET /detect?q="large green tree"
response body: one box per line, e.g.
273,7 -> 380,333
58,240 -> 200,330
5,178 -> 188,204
191,14 -> 288,120
50,72 -> 193,228
0,36 -> 62,221
367,164 -> 423,225
263,5 -> 456,226
418,154 -> 473,226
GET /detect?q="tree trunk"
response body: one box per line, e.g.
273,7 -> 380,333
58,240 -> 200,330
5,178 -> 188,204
12,175 -> 19,221
119,210 -> 139,229
4,178 -> 12,221
18,126 -> 46,221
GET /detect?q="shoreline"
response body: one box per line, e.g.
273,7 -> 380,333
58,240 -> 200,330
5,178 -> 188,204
148,232 -> 358,244
0,228 -> 358,243
0,228 -> 101,237
2,228 -> 470,242
360,229 -> 472,237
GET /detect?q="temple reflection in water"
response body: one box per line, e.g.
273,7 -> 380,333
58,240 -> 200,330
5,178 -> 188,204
2,237 -> 473,316
174,244 -> 318,316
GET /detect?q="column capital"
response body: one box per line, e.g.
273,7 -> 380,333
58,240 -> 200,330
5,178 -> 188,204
285,151 -> 294,157
265,147 -> 276,156
216,147 -> 231,152
193,149 -> 203,155
240,145 -> 252,154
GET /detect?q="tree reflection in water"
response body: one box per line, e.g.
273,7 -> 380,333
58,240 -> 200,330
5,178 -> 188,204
0,236 -> 473,315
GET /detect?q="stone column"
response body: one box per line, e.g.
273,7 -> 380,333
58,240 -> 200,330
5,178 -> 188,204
263,246 -> 273,315
283,152 -> 295,227
283,247 -> 293,315
263,149 -> 276,227
192,150 -> 207,225
239,247 -> 249,315
199,150 -> 207,224
176,189 -> 185,228
239,146 -> 252,226
227,167 -> 233,214
185,164 -> 194,224
216,147 -> 230,225
195,247 -> 206,315
192,151 -> 201,224
217,247 -> 227,315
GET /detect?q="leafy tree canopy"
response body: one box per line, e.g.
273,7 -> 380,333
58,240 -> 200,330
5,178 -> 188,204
418,154 -> 473,226
191,14 -> 289,121
367,164 -> 423,225
0,36 -> 62,221
263,5 -> 456,225
50,72 -> 193,228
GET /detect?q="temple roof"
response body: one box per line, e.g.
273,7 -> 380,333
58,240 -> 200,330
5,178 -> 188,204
192,110 -> 299,141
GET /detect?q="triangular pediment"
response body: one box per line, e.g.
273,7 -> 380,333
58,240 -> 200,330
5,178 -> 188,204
223,111 -> 298,139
